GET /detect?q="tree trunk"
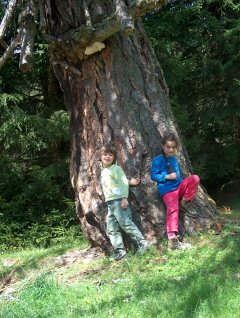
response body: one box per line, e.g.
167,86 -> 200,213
43,1 -> 217,253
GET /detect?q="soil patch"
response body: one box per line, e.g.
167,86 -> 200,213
0,247 -> 105,301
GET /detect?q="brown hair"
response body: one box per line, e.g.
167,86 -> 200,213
100,143 -> 117,163
161,132 -> 179,147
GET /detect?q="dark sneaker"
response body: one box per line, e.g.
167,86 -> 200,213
136,240 -> 149,255
168,237 -> 192,250
109,249 -> 127,261
176,234 -> 183,242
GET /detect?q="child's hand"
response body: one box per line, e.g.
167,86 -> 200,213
166,172 -> 177,180
129,177 -> 141,186
121,198 -> 129,209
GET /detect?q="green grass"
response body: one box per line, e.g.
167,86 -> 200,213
0,200 -> 240,318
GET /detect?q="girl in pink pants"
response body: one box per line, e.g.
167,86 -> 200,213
151,132 -> 200,249
162,175 -> 200,237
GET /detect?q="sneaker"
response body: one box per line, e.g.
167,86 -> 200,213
168,237 -> 192,250
136,240 -> 149,255
109,249 -> 127,261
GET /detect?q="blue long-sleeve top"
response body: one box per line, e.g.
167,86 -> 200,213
151,154 -> 182,196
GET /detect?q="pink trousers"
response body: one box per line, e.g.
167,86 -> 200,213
162,175 -> 200,234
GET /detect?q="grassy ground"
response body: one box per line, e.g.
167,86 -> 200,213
0,193 -> 240,318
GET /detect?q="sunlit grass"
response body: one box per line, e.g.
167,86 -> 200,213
0,200 -> 240,318
0,237 -> 89,282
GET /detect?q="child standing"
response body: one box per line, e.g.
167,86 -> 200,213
100,144 -> 148,260
151,132 -> 200,250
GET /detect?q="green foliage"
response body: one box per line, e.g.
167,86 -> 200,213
0,35 -> 79,250
0,105 -> 78,249
144,0 -> 240,185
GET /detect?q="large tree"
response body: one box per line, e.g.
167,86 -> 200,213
0,0 -> 217,252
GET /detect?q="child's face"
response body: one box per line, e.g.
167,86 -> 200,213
101,152 -> 114,167
162,140 -> 177,156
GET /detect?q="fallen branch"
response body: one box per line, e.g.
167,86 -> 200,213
51,0 -> 166,52
113,0 -> 135,35
0,33 -> 21,69
19,1 -> 36,71
0,0 -> 18,48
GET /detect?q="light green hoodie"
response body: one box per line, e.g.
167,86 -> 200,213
100,164 -> 129,202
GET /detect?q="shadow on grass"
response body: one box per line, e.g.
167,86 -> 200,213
70,232 -> 240,318
0,240 -> 89,280
1,227 -> 240,318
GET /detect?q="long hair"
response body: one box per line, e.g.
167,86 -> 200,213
161,132 -> 179,174
161,132 -> 179,148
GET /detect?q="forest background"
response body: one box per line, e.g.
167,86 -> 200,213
0,0 -> 239,250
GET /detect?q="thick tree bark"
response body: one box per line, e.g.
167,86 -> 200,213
43,0 -> 217,252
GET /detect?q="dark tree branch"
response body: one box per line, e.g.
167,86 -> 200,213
0,39 -> 8,50
38,0 -> 47,33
